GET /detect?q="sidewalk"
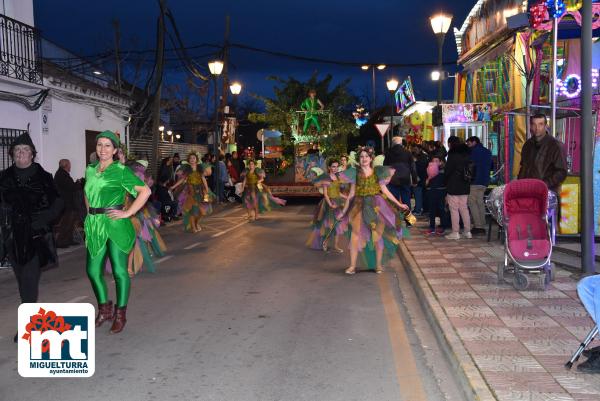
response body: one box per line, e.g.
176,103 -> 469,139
398,219 -> 600,401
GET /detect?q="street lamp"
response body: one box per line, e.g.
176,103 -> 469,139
229,81 -> 242,95
167,130 -> 173,143
430,13 -> 452,106
362,64 -> 386,109
386,78 -> 399,148
209,60 -> 223,203
431,71 -> 441,81
159,125 -> 165,141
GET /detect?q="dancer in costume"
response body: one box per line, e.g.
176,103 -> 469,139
84,131 -> 151,333
241,160 -> 286,221
339,146 -> 409,275
126,160 -> 167,276
170,153 -> 215,233
300,89 -> 324,133
306,158 -> 346,252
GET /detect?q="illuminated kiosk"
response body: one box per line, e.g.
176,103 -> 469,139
437,102 -> 494,149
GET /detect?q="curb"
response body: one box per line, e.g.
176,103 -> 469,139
397,241 -> 497,401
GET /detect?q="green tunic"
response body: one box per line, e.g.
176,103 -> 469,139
84,162 -> 144,257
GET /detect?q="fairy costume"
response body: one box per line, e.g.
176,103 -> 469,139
84,155 -> 144,309
306,173 -> 346,249
242,168 -> 286,213
178,163 -> 215,232
340,166 -> 408,270
126,161 -> 167,276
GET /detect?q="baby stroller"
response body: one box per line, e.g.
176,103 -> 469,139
497,179 -> 554,290
224,182 -> 242,203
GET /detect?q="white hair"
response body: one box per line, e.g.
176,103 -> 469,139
392,136 -> 403,145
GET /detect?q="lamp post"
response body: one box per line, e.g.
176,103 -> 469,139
159,125 -> 165,141
386,78 -> 399,148
361,64 -> 386,109
209,60 -> 224,204
430,13 -> 452,106
229,81 -> 242,116
167,130 -> 173,143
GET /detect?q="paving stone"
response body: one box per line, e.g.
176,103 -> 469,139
494,391 -> 574,401
473,354 -> 546,373
444,305 -> 496,318
448,316 -> 507,328
524,339 -> 582,356
456,326 -> 517,341
485,372 -> 565,392
553,373 -> 600,395
485,298 -> 535,308
463,340 -> 531,356
539,305 -> 589,318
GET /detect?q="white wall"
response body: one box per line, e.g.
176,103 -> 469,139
39,94 -> 128,179
1,0 -> 34,26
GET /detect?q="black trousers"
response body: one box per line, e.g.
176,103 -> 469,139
12,254 -> 41,303
428,188 -> 450,230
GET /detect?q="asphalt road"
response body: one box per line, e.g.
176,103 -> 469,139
0,203 -> 463,401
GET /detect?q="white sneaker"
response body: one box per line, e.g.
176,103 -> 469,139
445,232 -> 460,240
463,232 -> 473,239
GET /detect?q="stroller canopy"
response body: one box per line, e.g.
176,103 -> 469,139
503,179 -> 549,218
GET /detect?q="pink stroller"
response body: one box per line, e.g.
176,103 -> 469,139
497,179 -> 554,290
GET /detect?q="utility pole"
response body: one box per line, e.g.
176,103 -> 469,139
581,0 -> 595,274
220,15 -> 230,114
112,19 -> 122,94
150,0 -> 166,176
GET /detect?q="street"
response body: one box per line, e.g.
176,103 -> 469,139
0,203 -> 463,401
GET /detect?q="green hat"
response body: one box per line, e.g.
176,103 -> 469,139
96,130 -> 121,146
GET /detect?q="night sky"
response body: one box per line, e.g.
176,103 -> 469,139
33,0 -> 477,107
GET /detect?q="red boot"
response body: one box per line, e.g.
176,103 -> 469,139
95,301 -> 113,327
110,306 -> 127,334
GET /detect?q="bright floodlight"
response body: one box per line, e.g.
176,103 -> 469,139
386,78 -> 399,91
431,71 -> 441,81
377,64 -> 386,70
361,65 -> 370,70
430,13 -> 453,34
208,60 -> 224,76
230,82 -> 242,95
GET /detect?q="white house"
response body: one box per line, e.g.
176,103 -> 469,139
0,0 -> 132,179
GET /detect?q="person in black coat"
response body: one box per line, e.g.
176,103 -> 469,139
444,136 -> 471,240
384,136 -> 417,205
0,133 -> 63,341
53,159 -> 81,247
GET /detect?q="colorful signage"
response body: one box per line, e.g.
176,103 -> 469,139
395,78 -> 416,114
441,103 -> 493,124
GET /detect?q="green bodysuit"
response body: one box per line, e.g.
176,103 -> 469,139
301,97 -> 322,133
84,161 -> 144,307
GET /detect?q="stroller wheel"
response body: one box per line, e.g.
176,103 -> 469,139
227,196 -> 237,203
497,262 -> 504,283
539,271 -> 550,290
514,272 -> 529,291
550,263 -> 556,282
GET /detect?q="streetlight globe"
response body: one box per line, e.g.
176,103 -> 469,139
175,134 -> 181,139
208,60 -> 224,76
377,64 -> 386,70
386,78 -> 399,92
431,71 -> 441,81
158,126 -> 165,132
167,130 -> 173,136
230,82 -> 242,95
430,13 -> 453,34
361,65 -> 370,70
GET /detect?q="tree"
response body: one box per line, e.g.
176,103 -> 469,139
249,73 -> 358,156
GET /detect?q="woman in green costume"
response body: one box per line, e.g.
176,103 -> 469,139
84,131 -> 151,333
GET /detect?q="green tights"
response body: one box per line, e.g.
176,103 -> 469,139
86,239 -> 130,307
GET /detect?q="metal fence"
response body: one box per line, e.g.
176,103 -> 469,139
0,128 -> 26,170
0,13 -> 43,85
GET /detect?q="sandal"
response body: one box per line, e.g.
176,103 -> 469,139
375,266 -> 384,274
332,247 -> 344,253
345,266 -> 356,275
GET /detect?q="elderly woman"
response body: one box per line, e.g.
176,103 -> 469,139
84,131 -> 151,334
0,133 -> 63,342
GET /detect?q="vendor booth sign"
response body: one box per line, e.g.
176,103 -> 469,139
442,103 -> 493,124
395,78 -> 416,114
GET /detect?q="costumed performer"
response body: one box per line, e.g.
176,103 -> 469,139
0,133 -> 63,343
306,158 -> 346,252
84,131 -> 151,334
170,153 -> 215,233
339,146 -> 409,275
241,160 -> 286,221
126,160 -> 166,276
300,89 -> 324,133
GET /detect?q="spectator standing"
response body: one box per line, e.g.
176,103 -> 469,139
518,113 -> 567,192
54,159 -> 81,248
445,136 -> 472,240
384,136 -> 417,206
466,136 -> 492,235
218,154 -> 228,201
172,153 -> 181,171
425,155 -> 450,235
411,144 -> 429,215
158,156 -> 174,185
